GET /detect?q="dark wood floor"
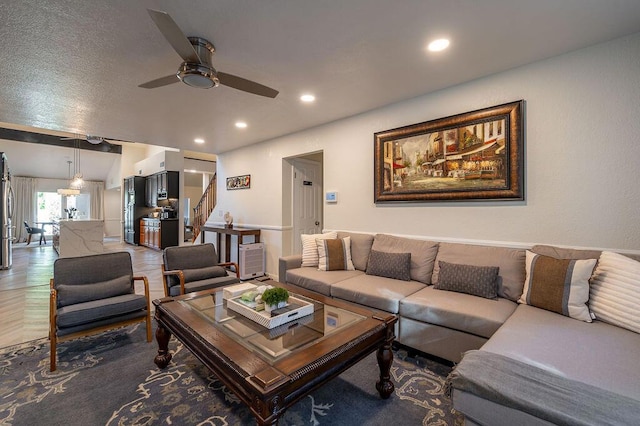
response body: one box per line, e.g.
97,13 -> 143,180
0,238 -> 165,348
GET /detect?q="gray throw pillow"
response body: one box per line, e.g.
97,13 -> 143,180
57,275 -> 132,307
366,250 -> 411,281
182,266 -> 228,283
434,261 -> 499,299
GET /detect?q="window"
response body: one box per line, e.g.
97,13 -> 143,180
37,192 -> 91,225
37,192 -> 61,225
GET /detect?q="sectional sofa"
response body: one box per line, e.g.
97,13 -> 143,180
278,231 -> 640,425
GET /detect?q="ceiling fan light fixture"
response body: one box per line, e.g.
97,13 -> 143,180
177,63 -> 219,89
86,135 -> 104,145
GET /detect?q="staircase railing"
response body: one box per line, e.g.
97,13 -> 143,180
192,174 -> 216,242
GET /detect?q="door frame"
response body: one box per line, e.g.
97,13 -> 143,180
282,152 -> 323,256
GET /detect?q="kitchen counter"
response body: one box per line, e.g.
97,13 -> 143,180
55,219 -> 105,258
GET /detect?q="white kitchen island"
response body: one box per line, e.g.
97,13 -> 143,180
54,219 -> 105,258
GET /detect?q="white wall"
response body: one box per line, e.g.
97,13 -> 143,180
104,188 -> 122,237
214,33 -> 640,277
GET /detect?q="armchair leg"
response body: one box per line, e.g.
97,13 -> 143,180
26,234 -> 31,245
145,311 -> 152,342
50,335 -> 57,372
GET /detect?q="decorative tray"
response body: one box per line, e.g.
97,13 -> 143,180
226,295 -> 314,329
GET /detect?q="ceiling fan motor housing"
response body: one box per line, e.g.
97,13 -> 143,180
177,37 -> 220,88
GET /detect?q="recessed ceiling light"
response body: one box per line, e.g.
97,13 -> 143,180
235,121 -> 248,129
300,94 -> 316,103
194,138 -> 205,144
427,38 -> 450,52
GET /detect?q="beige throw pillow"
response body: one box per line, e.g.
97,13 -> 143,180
301,232 -> 337,267
316,237 -> 355,271
519,251 -> 596,322
590,251 -> 640,334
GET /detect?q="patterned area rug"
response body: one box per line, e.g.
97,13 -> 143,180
0,325 -> 463,425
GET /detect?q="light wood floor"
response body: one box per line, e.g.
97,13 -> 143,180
0,238 -> 165,349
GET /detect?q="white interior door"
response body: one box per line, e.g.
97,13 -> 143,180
292,158 -> 322,254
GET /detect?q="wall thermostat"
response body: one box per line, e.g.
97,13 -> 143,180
325,191 -> 338,203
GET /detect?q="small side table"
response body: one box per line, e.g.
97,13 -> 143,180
201,226 -> 261,263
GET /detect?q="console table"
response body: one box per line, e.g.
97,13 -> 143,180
201,226 -> 261,263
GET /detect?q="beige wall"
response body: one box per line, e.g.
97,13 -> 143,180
213,33 -> 640,277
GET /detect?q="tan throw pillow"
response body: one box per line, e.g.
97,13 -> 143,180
366,250 -> 411,281
301,232 -> 337,267
590,251 -> 640,334
316,237 -> 355,271
518,251 -> 596,322
434,261 -> 499,299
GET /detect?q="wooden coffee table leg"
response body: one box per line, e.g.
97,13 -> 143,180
375,340 -> 395,399
154,322 -> 173,369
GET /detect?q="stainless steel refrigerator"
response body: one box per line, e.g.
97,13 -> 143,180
1,153 -> 14,269
123,176 -> 147,245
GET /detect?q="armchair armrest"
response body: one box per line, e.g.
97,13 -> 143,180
279,255 -> 302,284
219,262 -> 240,278
133,276 -> 151,309
162,268 -> 186,296
49,278 -> 57,339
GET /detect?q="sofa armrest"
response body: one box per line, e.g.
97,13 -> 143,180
279,255 -> 302,283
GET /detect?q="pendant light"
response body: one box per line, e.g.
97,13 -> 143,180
69,135 -> 84,189
57,160 -> 80,196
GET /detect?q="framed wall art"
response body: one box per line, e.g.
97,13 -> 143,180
226,174 -> 251,190
374,100 -> 524,202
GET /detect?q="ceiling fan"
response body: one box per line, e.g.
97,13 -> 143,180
139,9 -> 279,98
59,134 -> 124,152
60,135 -> 105,145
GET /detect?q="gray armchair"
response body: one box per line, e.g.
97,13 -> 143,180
162,243 -> 240,297
49,251 -> 152,371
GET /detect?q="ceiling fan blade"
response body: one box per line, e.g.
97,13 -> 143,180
217,72 -> 279,98
138,74 -> 180,89
147,9 -> 201,63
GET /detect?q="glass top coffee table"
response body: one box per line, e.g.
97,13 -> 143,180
153,282 -> 397,425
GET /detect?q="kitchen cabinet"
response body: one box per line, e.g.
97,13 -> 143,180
157,171 -> 179,199
145,175 -> 158,207
144,171 -> 178,206
140,218 -> 178,250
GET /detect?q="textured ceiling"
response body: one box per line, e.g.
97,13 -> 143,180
1,0 -> 640,154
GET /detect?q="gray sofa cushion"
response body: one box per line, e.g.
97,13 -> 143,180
182,265 -> 228,282
366,250 -> 411,281
330,274 -> 425,313
400,286 -> 517,338
435,261 -> 499,299
57,275 -> 132,307
164,243 -> 220,287
433,243 -> 525,302
337,231 -> 374,271
371,234 -> 438,284
57,293 -> 148,329
164,243 -> 219,269
172,275 -> 240,297
286,267 -> 363,296
481,304 -> 640,401
54,251 -> 133,287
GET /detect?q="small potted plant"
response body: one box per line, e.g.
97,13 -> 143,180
261,287 -> 289,313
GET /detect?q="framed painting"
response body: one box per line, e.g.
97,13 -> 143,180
226,174 -> 251,190
374,100 -> 524,202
